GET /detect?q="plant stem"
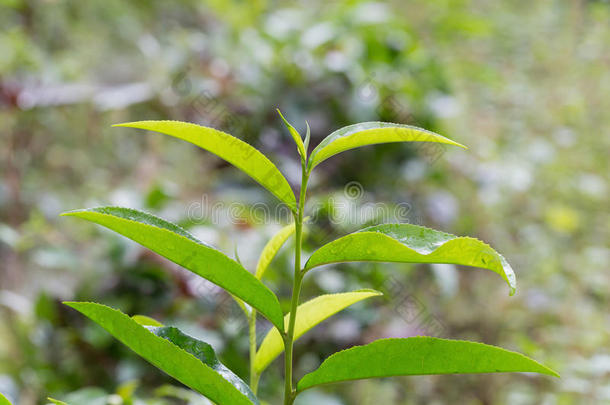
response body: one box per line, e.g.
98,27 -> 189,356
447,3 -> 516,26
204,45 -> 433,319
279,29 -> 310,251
283,165 -> 309,405
249,309 -> 260,395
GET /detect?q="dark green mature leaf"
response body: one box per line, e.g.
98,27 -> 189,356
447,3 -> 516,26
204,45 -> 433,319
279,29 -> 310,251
0,393 -> 12,405
254,289 -> 382,374
305,223 -> 516,295
308,122 -> 466,169
114,121 -> 296,211
65,302 -> 259,405
297,337 -> 559,391
62,207 -> 284,329
148,326 -> 258,404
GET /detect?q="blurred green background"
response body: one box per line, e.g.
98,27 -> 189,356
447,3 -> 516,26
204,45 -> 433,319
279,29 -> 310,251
1,0 -> 609,404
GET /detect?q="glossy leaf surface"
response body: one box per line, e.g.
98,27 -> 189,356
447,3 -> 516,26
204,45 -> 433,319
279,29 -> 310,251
254,289 -> 382,373
149,326 -> 258,404
308,122 -> 466,169
62,207 -> 284,329
65,302 -> 258,405
297,337 -> 559,391
305,223 -> 516,295
114,120 -> 296,210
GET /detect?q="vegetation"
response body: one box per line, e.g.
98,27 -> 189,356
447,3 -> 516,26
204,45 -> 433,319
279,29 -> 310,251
58,117 -> 557,404
2,1 -> 608,404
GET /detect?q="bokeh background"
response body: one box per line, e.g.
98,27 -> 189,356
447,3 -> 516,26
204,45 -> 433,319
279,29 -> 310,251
1,1 -> 609,404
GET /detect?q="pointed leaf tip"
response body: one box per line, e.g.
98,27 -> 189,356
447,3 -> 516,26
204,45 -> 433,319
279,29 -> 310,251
254,289 -> 382,373
65,302 -> 259,404
113,120 -> 296,210
255,222 -> 297,280
297,337 -> 558,392
277,109 -> 306,160
308,122 -> 467,169
305,223 -> 516,295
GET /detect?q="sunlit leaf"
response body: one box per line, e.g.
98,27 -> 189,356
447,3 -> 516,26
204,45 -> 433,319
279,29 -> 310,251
297,337 -> 559,391
114,120 -> 296,210
277,109 -> 306,161
308,122 -> 466,169
132,314 -> 163,327
254,289 -> 382,374
65,302 -> 259,405
62,207 -> 284,329
305,223 -> 516,295
0,393 -> 12,405
255,222 -> 296,279
47,399 -> 67,405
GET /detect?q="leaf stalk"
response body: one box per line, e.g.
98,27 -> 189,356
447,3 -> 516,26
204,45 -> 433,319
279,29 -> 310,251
283,160 -> 309,405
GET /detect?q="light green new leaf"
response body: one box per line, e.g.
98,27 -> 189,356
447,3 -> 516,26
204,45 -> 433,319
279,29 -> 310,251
0,393 -> 12,405
114,120 -> 296,211
132,314 -> 163,327
47,399 -> 67,405
305,223 -> 516,295
304,121 -> 311,152
254,289 -> 382,374
308,122 -> 466,169
62,207 -> 284,330
297,337 -> 559,391
65,302 -> 259,405
277,109 -> 306,161
255,222 -> 297,279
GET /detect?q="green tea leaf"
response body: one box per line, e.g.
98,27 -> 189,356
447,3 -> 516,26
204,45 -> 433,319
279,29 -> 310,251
47,399 -> 68,405
65,302 -> 259,405
254,289 -> 382,374
277,109 -> 306,161
132,314 -> 163,327
308,122 -> 466,169
148,326 -> 258,404
304,121 -> 311,152
0,393 -> 12,405
62,207 -> 284,330
297,337 -> 559,391
114,120 -> 296,211
305,223 -> 516,295
255,222 -> 296,279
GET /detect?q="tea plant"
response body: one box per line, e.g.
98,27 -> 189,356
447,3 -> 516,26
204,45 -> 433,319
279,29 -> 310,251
58,112 -> 558,405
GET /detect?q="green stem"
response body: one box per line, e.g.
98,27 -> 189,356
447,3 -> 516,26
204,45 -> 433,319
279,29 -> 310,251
249,309 -> 260,395
283,165 -> 309,405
